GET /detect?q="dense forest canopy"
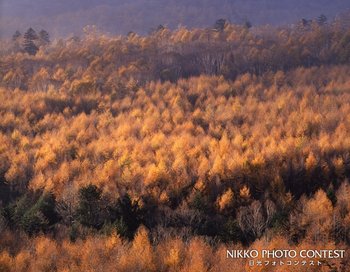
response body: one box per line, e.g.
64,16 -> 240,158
0,8 -> 350,272
1,0 -> 350,37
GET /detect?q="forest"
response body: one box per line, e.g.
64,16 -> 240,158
0,13 -> 350,272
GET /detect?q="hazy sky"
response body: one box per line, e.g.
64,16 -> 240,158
1,0 -> 350,38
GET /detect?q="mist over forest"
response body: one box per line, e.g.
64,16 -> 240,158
1,0 -> 350,37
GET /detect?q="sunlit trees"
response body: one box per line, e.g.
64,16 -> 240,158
118,226 -> 156,271
181,237 -> 213,272
30,68 -> 50,92
158,238 -> 185,271
5,152 -> 32,192
2,14 -> 350,86
0,16 -> 350,270
217,188 -> 234,211
0,251 -> 12,272
296,189 -> 334,242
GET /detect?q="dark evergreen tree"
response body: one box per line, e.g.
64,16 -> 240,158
23,40 -> 38,55
39,29 -> 50,44
12,30 -> 23,52
12,30 -> 22,41
213,18 -> 227,31
24,27 -> 38,40
8,194 -> 33,228
149,24 -> 165,35
300,18 -> 312,28
20,193 -> 59,235
2,192 -> 59,235
76,184 -> 103,229
157,24 -> 165,31
23,28 -> 39,55
317,14 -> 328,26
127,31 -> 136,38
244,19 -> 252,29
111,194 -> 142,239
